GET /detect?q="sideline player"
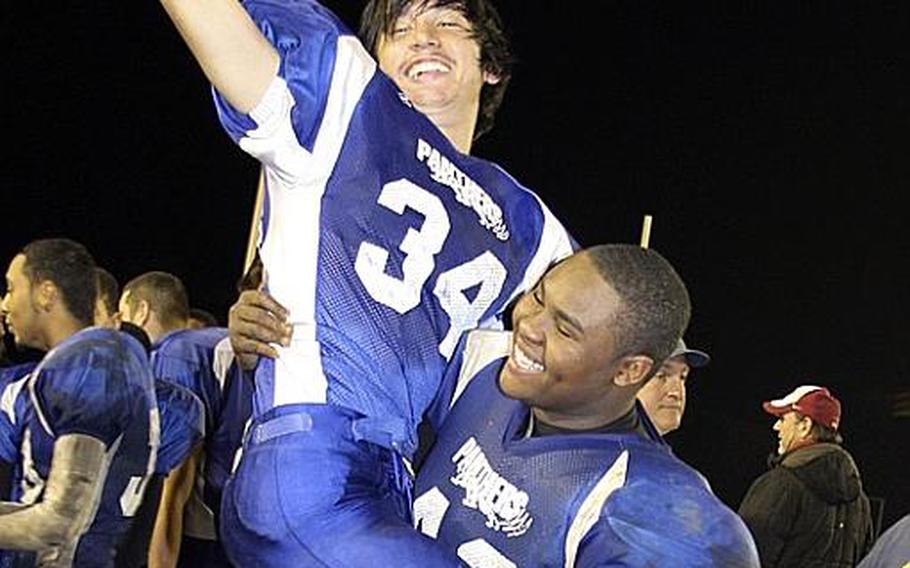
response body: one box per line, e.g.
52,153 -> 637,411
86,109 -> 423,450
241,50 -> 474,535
0,238 -> 158,567
159,0 -> 572,565
414,245 -> 760,567
118,272 -> 241,567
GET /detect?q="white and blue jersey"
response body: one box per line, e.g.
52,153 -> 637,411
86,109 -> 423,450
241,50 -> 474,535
214,0 -> 573,457
151,328 -> 251,544
152,328 -> 231,439
0,363 -> 35,470
415,331 -> 761,568
9,328 -> 158,568
154,379 -> 204,475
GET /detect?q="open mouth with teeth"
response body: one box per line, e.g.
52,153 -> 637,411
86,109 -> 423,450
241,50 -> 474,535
511,343 -> 545,373
406,60 -> 451,81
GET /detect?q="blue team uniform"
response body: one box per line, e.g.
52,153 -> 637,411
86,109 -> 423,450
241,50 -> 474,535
4,328 -> 158,568
150,328 -> 251,562
0,363 -> 36,470
415,331 -> 761,568
114,380 -> 204,568
213,1 -> 572,565
154,380 -> 204,476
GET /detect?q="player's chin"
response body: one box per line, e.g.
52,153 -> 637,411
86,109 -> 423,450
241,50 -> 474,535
498,364 -> 546,402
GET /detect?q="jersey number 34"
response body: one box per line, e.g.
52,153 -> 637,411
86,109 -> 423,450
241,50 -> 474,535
354,179 -> 507,360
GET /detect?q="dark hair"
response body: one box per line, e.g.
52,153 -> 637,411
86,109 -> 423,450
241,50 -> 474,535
21,238 -> 96,326
95,267 -> 120,316
188,308 -> 218,328
122,271 -> 190,329
359,0 -> 513,140
585,245 -> 691,370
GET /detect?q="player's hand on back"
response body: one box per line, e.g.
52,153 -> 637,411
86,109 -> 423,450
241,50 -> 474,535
228,290 -> 291,370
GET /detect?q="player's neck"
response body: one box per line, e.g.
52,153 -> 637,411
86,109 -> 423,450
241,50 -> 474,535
422,107 -> 477,154
44,315 -> 89,350
531,399 -> 637,433
148,319 -> 189,345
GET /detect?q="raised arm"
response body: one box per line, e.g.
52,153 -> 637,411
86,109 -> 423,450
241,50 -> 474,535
159,0 -> 280,113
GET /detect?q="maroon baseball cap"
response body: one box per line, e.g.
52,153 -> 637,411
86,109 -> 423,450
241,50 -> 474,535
763,385 -> 842,430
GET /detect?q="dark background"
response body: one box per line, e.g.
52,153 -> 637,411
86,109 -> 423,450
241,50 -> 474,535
2,2 -> 907,529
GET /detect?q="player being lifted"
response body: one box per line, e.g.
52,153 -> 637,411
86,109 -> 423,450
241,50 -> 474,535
159,0 -> 572,565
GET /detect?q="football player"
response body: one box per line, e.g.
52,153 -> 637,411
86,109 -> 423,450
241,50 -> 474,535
159,0 -> 572,564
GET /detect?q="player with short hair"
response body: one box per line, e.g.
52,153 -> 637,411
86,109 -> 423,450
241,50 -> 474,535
120,272 -> 191,339
414,245 -> 760,567
120,272 -> 247,567
0,238 -> 158,567
159,0 -> 572,564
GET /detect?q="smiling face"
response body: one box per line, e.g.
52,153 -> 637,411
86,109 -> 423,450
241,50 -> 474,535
637,357 -> 689,435
499,253 -> 637,426
375,2 -> 499,128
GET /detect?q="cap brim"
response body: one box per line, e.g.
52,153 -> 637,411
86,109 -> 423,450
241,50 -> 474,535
762,401 -> 792,417
681,349 -> 710,368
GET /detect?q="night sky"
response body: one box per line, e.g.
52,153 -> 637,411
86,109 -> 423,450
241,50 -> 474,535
3,3 -> 907,529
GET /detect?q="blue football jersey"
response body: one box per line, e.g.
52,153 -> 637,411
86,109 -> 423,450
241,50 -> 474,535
215,0 -> 573,457
154,379 -> 204,474
0,363 -> 35,465
203,353 -> 252,511
150,328 -> 251,532
414,331 -> 760,568
151,328 -> 230,437
13,328 -> 158,568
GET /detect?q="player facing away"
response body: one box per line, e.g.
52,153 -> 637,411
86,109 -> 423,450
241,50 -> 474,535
0,239 -> 158,567
159,0 -> 572,565
415,245 -> 761,567
118,272 -> 246,567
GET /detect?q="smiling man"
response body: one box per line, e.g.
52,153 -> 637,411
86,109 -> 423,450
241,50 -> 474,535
159,0 -> 572,565
413,245 -> 759,567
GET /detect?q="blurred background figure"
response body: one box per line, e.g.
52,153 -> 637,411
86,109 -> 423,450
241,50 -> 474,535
858,512 -> 910,568
637,338 -> 709,436
188,308 -> 218,330
95,267 -> 121,329
738,385 -> 874,567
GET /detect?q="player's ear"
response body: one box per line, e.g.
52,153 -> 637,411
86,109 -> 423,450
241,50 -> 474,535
483,70 -> 501,86
134,299 -> 151,327
35,280 -> 57,313
612,355 -> 654,388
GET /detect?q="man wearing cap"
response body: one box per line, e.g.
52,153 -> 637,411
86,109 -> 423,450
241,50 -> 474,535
637,338 -> 710,436
738,385 -> 874,567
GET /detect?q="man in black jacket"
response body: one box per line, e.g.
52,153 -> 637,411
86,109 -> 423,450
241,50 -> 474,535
739,385 -> 874,567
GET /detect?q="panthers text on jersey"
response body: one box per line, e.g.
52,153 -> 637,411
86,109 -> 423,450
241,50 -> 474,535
415,330 -> 761,568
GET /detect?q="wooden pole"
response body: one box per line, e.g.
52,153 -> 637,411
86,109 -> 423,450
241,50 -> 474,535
243,168 -> 265,275
639,214 -> 653,249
